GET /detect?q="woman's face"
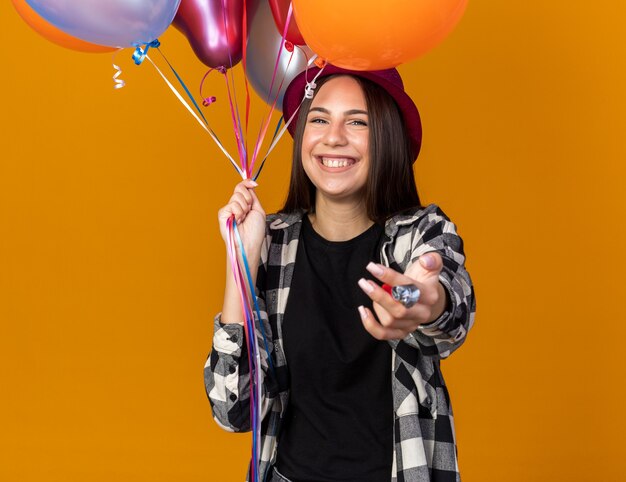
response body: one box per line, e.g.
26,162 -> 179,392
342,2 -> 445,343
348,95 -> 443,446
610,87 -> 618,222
301,76 -> 370,204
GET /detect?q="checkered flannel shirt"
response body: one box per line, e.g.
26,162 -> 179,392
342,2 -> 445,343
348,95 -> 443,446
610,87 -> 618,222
205,204 -> 476,482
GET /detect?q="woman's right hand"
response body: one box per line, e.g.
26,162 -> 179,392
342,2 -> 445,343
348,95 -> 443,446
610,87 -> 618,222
218,179 -> 266,255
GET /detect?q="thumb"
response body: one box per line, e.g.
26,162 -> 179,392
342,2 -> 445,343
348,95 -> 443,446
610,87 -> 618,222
418,252 -> 443,274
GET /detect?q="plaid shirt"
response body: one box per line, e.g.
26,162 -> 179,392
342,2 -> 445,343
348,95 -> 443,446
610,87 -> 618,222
205,204 -> 476,482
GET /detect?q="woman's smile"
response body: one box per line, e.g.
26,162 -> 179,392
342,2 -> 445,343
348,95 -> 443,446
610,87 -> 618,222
316,155 -> 359,171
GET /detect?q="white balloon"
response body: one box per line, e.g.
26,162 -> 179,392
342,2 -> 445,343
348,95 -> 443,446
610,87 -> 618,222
245,0 -> 313,109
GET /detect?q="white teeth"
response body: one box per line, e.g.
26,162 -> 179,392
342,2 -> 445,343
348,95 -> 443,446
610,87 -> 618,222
320,157 -> 355,168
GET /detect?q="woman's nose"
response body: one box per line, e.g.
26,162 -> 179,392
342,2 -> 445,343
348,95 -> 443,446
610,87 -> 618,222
322,121 -> 348,146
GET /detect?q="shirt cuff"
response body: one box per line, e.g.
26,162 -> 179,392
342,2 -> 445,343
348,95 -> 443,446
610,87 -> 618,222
213,313 -> 245,356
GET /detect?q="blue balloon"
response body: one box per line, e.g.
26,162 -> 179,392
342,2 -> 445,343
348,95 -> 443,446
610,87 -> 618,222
25,0 -> 182,48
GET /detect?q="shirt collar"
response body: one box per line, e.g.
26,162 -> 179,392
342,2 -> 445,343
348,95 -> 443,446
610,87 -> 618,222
268,210 -> 305,230
269,207 -> 423,235
384,208 -> 422,237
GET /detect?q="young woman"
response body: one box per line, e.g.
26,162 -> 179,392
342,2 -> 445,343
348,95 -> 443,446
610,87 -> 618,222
206,65 -> 476,482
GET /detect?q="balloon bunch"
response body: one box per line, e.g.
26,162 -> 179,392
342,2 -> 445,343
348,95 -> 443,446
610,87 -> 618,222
12,1 -> 469,479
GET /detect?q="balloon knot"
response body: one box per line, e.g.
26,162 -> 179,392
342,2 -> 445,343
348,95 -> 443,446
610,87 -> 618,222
217,66 -> 227,74
132,47 -> 146,65
314,57 -> 327,69
132,39 -> 161,65
202,96 -> 217,107
284,41 -> 294,53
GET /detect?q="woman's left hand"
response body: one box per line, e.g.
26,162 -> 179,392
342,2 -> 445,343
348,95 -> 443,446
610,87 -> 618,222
357,252 -> 448,340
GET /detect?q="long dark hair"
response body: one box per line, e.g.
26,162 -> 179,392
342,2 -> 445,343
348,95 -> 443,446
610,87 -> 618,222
281,74 -> 422,224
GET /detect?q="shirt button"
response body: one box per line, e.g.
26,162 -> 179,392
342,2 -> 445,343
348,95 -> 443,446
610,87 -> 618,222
229,393 -> 237,402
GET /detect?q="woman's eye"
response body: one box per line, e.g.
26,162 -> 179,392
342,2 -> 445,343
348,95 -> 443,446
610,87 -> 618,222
309,117 -> 328,124
350,119 -> 368,126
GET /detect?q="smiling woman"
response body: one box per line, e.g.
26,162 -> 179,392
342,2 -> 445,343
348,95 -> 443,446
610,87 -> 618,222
206,65 -> 476,482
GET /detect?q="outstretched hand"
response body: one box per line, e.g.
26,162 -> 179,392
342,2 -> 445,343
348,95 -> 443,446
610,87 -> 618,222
357,252 -> 448,340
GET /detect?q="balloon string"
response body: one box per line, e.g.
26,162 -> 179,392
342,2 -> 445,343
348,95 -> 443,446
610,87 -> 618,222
263,3 -> 293,118
143,54 -> 242,176
198,66 -> 248,174
233,221 -> 275,375
156,48 -> 211,128
252,116 -> 283,181
217,0 -> 249,176
221,70 -> 248,176
241,0 -> 251,167
233,219 -> 271,479
226,217 -> 263,482
227,67 -> 249,172
249,4 -> 295,176
225,221 -> 253,422
249,47 -> 295,176
149,50 -> 241,175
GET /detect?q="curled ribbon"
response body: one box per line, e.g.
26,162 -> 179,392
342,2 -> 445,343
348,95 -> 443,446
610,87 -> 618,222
112,63 -> 125,89
199,66 -> 228,108
111,48 -> 127,89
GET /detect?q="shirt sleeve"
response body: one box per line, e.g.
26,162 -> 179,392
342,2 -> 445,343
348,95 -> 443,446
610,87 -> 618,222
405,204 -> 476,359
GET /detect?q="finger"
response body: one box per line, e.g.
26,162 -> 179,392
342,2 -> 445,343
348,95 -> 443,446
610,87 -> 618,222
377,313 -> 424,329
358,306 -> 408,341
230,192 -> 251,213
371,290 -> 432,326
241,178 -> 258,190
405,252 -> 444,281
358,278 -> 421,319
233,184 -> 253,207
365,262 -> 415,286
234,179 -> 258,193
228,199 -> 249,223
217,206 -> 233,222
218,200 -> 245,220
229,202 -> 245,223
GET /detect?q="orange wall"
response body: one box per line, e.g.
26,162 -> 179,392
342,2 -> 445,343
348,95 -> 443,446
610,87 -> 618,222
1,2 -> 625,481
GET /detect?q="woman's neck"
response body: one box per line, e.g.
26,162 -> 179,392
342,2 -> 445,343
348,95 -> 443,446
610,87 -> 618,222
309,197 -> 373,241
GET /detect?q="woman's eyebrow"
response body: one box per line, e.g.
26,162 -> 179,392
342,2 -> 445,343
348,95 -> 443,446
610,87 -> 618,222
308,107 -> 368,116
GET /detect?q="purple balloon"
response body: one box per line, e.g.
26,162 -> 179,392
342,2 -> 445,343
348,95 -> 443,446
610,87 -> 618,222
173,0 -> 250,69
25,0 -> 181,48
